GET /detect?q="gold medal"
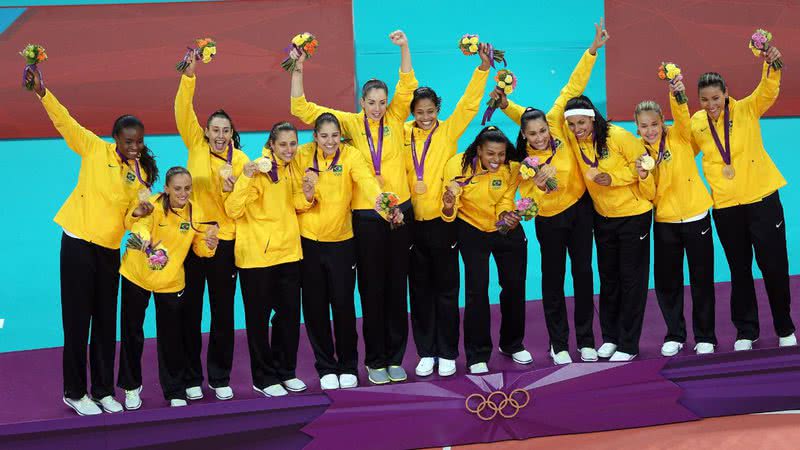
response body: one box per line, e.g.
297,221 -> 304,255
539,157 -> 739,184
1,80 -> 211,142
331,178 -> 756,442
376,174 -> 385,187
414,180 -> 427,195
219,163 -> 233,179
304,171 -> 319,186
138,187 -> 151,202
585,167 -> 600,181
256,157 -> 273,173
448,181 -> 462,197
722,164 -> 735,179
205,224 -> 219,238
640,155 -> 656,171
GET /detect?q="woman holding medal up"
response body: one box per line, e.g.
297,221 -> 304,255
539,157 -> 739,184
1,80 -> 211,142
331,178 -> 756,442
293,113 -> 386,390
691,44 -> 795,351
490,21 -> 608,365
405,44 -> 492,378
563,92 -> 654,362
25,69 -> 157,416
118,167 -> 219,409
441,126 -> 526,375
290,31 -> 417,385
174,54 -> 247,402
225,122 -> 313,397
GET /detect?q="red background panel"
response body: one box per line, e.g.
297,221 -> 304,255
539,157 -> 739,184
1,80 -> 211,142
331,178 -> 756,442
606,0 -> 800,121
0,0 -> 355,139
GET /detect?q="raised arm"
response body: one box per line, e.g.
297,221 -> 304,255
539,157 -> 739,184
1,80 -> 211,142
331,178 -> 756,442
174,56 -> 207,151
289,48 -> 359,126
386,30 -> 419,123
26,70 -> 104,157
739,46 -> 782,118
443,44 -> 492,138
668,79 -> 693,144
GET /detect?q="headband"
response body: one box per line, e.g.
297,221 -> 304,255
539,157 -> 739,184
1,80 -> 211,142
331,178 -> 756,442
564,109 -> 596,118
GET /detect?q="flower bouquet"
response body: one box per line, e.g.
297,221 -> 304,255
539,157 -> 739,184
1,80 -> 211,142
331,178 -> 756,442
375,192 -> 404,229
127,233 -> 169,270
482,69 -> 516,125
20,44 -> 47,91
176,37 -> 216,73
496,197 -> 538,235
458,34 -> 506,67
282,32 -> 318,72
657,62 -> 687,104
521,156 -> 558,191
749,29 -> 783,70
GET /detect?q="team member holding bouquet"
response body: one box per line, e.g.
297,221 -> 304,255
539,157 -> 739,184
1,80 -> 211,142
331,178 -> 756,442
225,122 -> 312,397
691,41 -> 795,351
405,43 -> 492,378
441,126 -> 527,375
290,30 -> 417,385
174,53 -> 247,402
491,21 -> 608,365
118,167 -> 219,409
25,69 -> 156,416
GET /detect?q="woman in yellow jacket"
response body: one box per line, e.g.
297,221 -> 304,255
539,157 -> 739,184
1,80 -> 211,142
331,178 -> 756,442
225,122 -> 313,397
25,70 -> 156,416
691,45 -> 795,351
118,167 -> 218,409
492,23 -> 608,365
289,31 -> 417,385
635,80 -> 717,357
441,126 -> 527,374
293,113 -> 386,390
174,55 -> 247,401
563,92 -> 655,362
406,44 -> 491,379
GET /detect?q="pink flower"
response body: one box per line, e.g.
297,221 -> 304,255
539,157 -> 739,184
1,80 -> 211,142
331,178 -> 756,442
523,156 -> 540,168
751,32 -> 767,49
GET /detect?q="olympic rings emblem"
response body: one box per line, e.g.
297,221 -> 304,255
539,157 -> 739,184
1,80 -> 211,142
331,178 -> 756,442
465,389 -> 530,421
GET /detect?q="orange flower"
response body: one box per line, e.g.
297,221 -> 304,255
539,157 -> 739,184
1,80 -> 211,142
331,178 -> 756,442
657,70 -> 666,80
196,38 -> 210,47
37,52 -> 47,62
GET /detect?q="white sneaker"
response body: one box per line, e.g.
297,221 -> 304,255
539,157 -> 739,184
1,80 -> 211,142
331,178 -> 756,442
779,333 -> 797,347
661,341 -> 684,357
609,351 -> 637,362
124,386 -> 142,410
597,343 -> 617,358
469,362 -> 489,374
253,384 -> 288,397
580,347 -> 599,362
212,385 -> 234,400
500,348 -> 533,365
438,358 -> 456,377
282,378 -> 307,392
339,374 -> 358,389
185,386 -> 203,400
320,374 -> 340,390
549,347 -> 573,365
415,357 -> 435,377
734,339 -> 754,351
170,399 -> 188,407
694,343 -> 715,355
63,395 -> 102,416
93,395 -> 123,413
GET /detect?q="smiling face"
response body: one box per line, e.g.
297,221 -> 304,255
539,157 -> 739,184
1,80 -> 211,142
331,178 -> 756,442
523,118 -> 551,150
360,87 -> 388,121
566,115 -> 594,140
698,85 -> 728,120
114,126 -> 145,160
412,98 -> 439,130
165,173 -> 192,209
314,122 -> 340,156
635,110 -> 664,145
205,116 -> 233,153
478,141 -> 507,173
271,130 -> 298,162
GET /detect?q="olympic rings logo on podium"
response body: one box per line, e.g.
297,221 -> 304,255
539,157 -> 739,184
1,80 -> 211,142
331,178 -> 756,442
465,389 -> 530,421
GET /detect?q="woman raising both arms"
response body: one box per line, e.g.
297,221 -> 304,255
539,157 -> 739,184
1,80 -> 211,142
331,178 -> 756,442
290,31 -> 417,385
25,69 -> 157,416
174,53 -> 248,402
406,43 -> 492,378
690,44 -> 795,351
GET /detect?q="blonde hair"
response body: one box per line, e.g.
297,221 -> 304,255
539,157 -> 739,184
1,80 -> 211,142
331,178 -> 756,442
634,100 -> 664,125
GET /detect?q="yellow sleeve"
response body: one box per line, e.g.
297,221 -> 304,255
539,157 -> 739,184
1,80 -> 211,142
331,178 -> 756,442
501,99 -> 526,126
224,175 -> 260,220
174,75 -> 207,151
124,198 -> 143,231
495,164 -> 521,218
441,158 -> 462,222
385,70 -> 419,123
130,211 -> 154,242
39,89 -> 105,157
443,68 -> 490,138
669,95 -> 693,144
739,62 -> 781,118
608,128 -> 645,187
639,170 -> 657,201
191,226 -> 217,258
349,150 -> 383,202
547,50 -> 597,127
291,95 -> 359,126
